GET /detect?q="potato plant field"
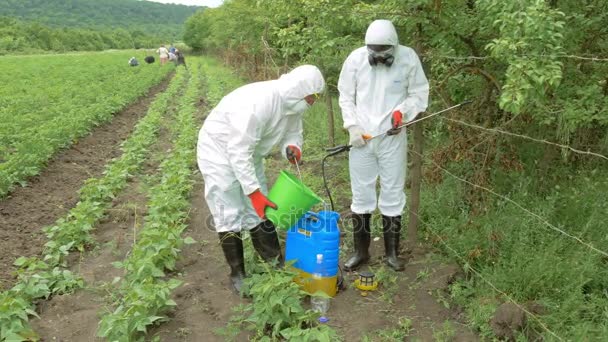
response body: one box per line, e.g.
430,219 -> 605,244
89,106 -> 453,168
2,26 -> 606,342
0,52 -> 173,197
0,48 -> 485,341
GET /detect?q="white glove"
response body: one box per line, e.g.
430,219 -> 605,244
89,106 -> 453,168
348,126 -> 367,148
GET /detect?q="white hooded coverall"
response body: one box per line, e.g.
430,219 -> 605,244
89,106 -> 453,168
338,20 -> 429,217
197,65 -> 325,233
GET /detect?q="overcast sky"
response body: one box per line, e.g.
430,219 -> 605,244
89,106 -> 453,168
145,0 -> 223,8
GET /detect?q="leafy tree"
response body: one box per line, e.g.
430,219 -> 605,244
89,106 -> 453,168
0,17 -> 174,54
0,0 -> 200,39
181,0 -> 608,339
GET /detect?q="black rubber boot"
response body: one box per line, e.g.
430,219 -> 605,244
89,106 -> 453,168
218,231 -> 246,294
344,213 -> 371,271
382,215 -> 405,271
249,220 -> 284,266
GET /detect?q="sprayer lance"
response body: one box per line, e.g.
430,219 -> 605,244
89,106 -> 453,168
363,100 -> 472,142
324,100 -> 472,155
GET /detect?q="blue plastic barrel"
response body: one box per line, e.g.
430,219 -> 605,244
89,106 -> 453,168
285,211 -> 340,297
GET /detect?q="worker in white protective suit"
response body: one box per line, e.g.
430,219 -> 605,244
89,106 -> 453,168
338,20 -> 429,271
197,65 -> 325,294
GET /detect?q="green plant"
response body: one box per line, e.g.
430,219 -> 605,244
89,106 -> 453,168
0,51 -> 174,197
0,60 -> 187,341
373,265 -> 399,304
416,267 -> 431,282
363,316 -> 413,341
219,264 -> 340,342
187,1 -> 608,338
432,321 -> 455,342
98,61 -> 205,341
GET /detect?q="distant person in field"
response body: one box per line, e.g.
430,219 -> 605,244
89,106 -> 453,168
168,51 -> 177,62
338,19 -> 429,272
144,56 -> 155,64
175,49 -> 186,69
169,44 -> 176,54
128,57 -> 139,67
156,44 -> 169,65
196,65 -> 325,294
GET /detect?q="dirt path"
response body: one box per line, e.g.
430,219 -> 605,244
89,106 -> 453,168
19,66 -> 479,340
149,166 -> 478,341
30,80 -> 178,341
332,244 -> 478,341
0,74 -> 173,291
148,176 -> 247,342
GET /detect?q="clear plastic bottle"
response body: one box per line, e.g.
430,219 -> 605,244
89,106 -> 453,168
310,253 -> 330,316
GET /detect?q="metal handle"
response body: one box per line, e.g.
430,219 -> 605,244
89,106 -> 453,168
366,100 -> 474,142
294,158 -> 303,182
325,144 -> 352,155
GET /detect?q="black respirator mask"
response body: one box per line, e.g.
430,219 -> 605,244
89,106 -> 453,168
367,45 -> 395,67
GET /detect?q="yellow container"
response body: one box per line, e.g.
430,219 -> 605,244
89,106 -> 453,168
291,267 -> 337,297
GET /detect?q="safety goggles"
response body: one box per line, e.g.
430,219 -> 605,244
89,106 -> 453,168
367,44 -> 393,53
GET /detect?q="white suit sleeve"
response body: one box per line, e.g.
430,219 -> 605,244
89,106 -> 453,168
226,110 -> 262,195
280,117 -> 303,158
396,52 -> 429,122
338,56 -> 358,129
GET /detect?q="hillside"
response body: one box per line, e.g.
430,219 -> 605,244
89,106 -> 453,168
0,0 -> 200,39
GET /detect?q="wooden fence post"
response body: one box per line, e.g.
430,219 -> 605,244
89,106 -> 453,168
407,113 -> 424,245
325,92 -> 335,146
407,23 -> 427,246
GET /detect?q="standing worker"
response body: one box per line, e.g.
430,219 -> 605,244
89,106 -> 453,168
175,49 -> 187,69
338,19 -> 429,271
197,65 -> 325,294
156,44 -> 169,65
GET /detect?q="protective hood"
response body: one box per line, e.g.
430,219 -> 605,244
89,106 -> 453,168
365,20 -> 399,46
277,65 -> 325,113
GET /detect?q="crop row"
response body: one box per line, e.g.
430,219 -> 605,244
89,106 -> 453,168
0,52 -> 173,197
0,66 -> 186,342
97,60 -> 202,341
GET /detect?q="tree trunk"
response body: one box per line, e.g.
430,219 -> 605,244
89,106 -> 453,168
325,93 -> 335,146
407,23 -> 426,246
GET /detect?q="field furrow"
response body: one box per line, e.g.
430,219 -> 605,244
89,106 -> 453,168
0,52 -> 174,197
0,65 -> 187,342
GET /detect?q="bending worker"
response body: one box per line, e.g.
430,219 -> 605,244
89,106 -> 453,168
338,19 -> 429,271
197,65 -> 325,293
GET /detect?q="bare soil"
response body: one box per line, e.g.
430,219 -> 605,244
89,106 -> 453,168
148,176 -> 479,341
30,82 -> 177,341
0,75 -> 173,290
6,71 -> 480,341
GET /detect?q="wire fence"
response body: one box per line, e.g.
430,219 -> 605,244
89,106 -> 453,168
398,109 -> 608,338
441,117 -> 608,162
407,207 -> 564,341
409,147 -> 608,258
421,54 -> 608,62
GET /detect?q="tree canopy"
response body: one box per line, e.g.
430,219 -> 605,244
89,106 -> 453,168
0,0 -> 200,39
184,0 -> 608,151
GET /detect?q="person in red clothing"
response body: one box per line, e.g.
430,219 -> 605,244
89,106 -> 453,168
196,65 -> 325,294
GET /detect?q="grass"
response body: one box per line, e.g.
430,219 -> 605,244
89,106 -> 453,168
419,141 -> 608,339
292,91 -> 608,339
201,59 -> 608,339
362,316 -> 413,341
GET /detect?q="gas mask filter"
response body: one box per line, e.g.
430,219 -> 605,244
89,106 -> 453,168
367,46 -> 395,67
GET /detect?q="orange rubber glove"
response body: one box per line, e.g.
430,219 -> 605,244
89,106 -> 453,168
387,110 -> 403,136
285,145 -> 301,164
248,189 -> 277,219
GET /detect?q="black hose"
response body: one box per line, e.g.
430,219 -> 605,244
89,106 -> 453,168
321,153 -> 335,212
321,144 -> 351,212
